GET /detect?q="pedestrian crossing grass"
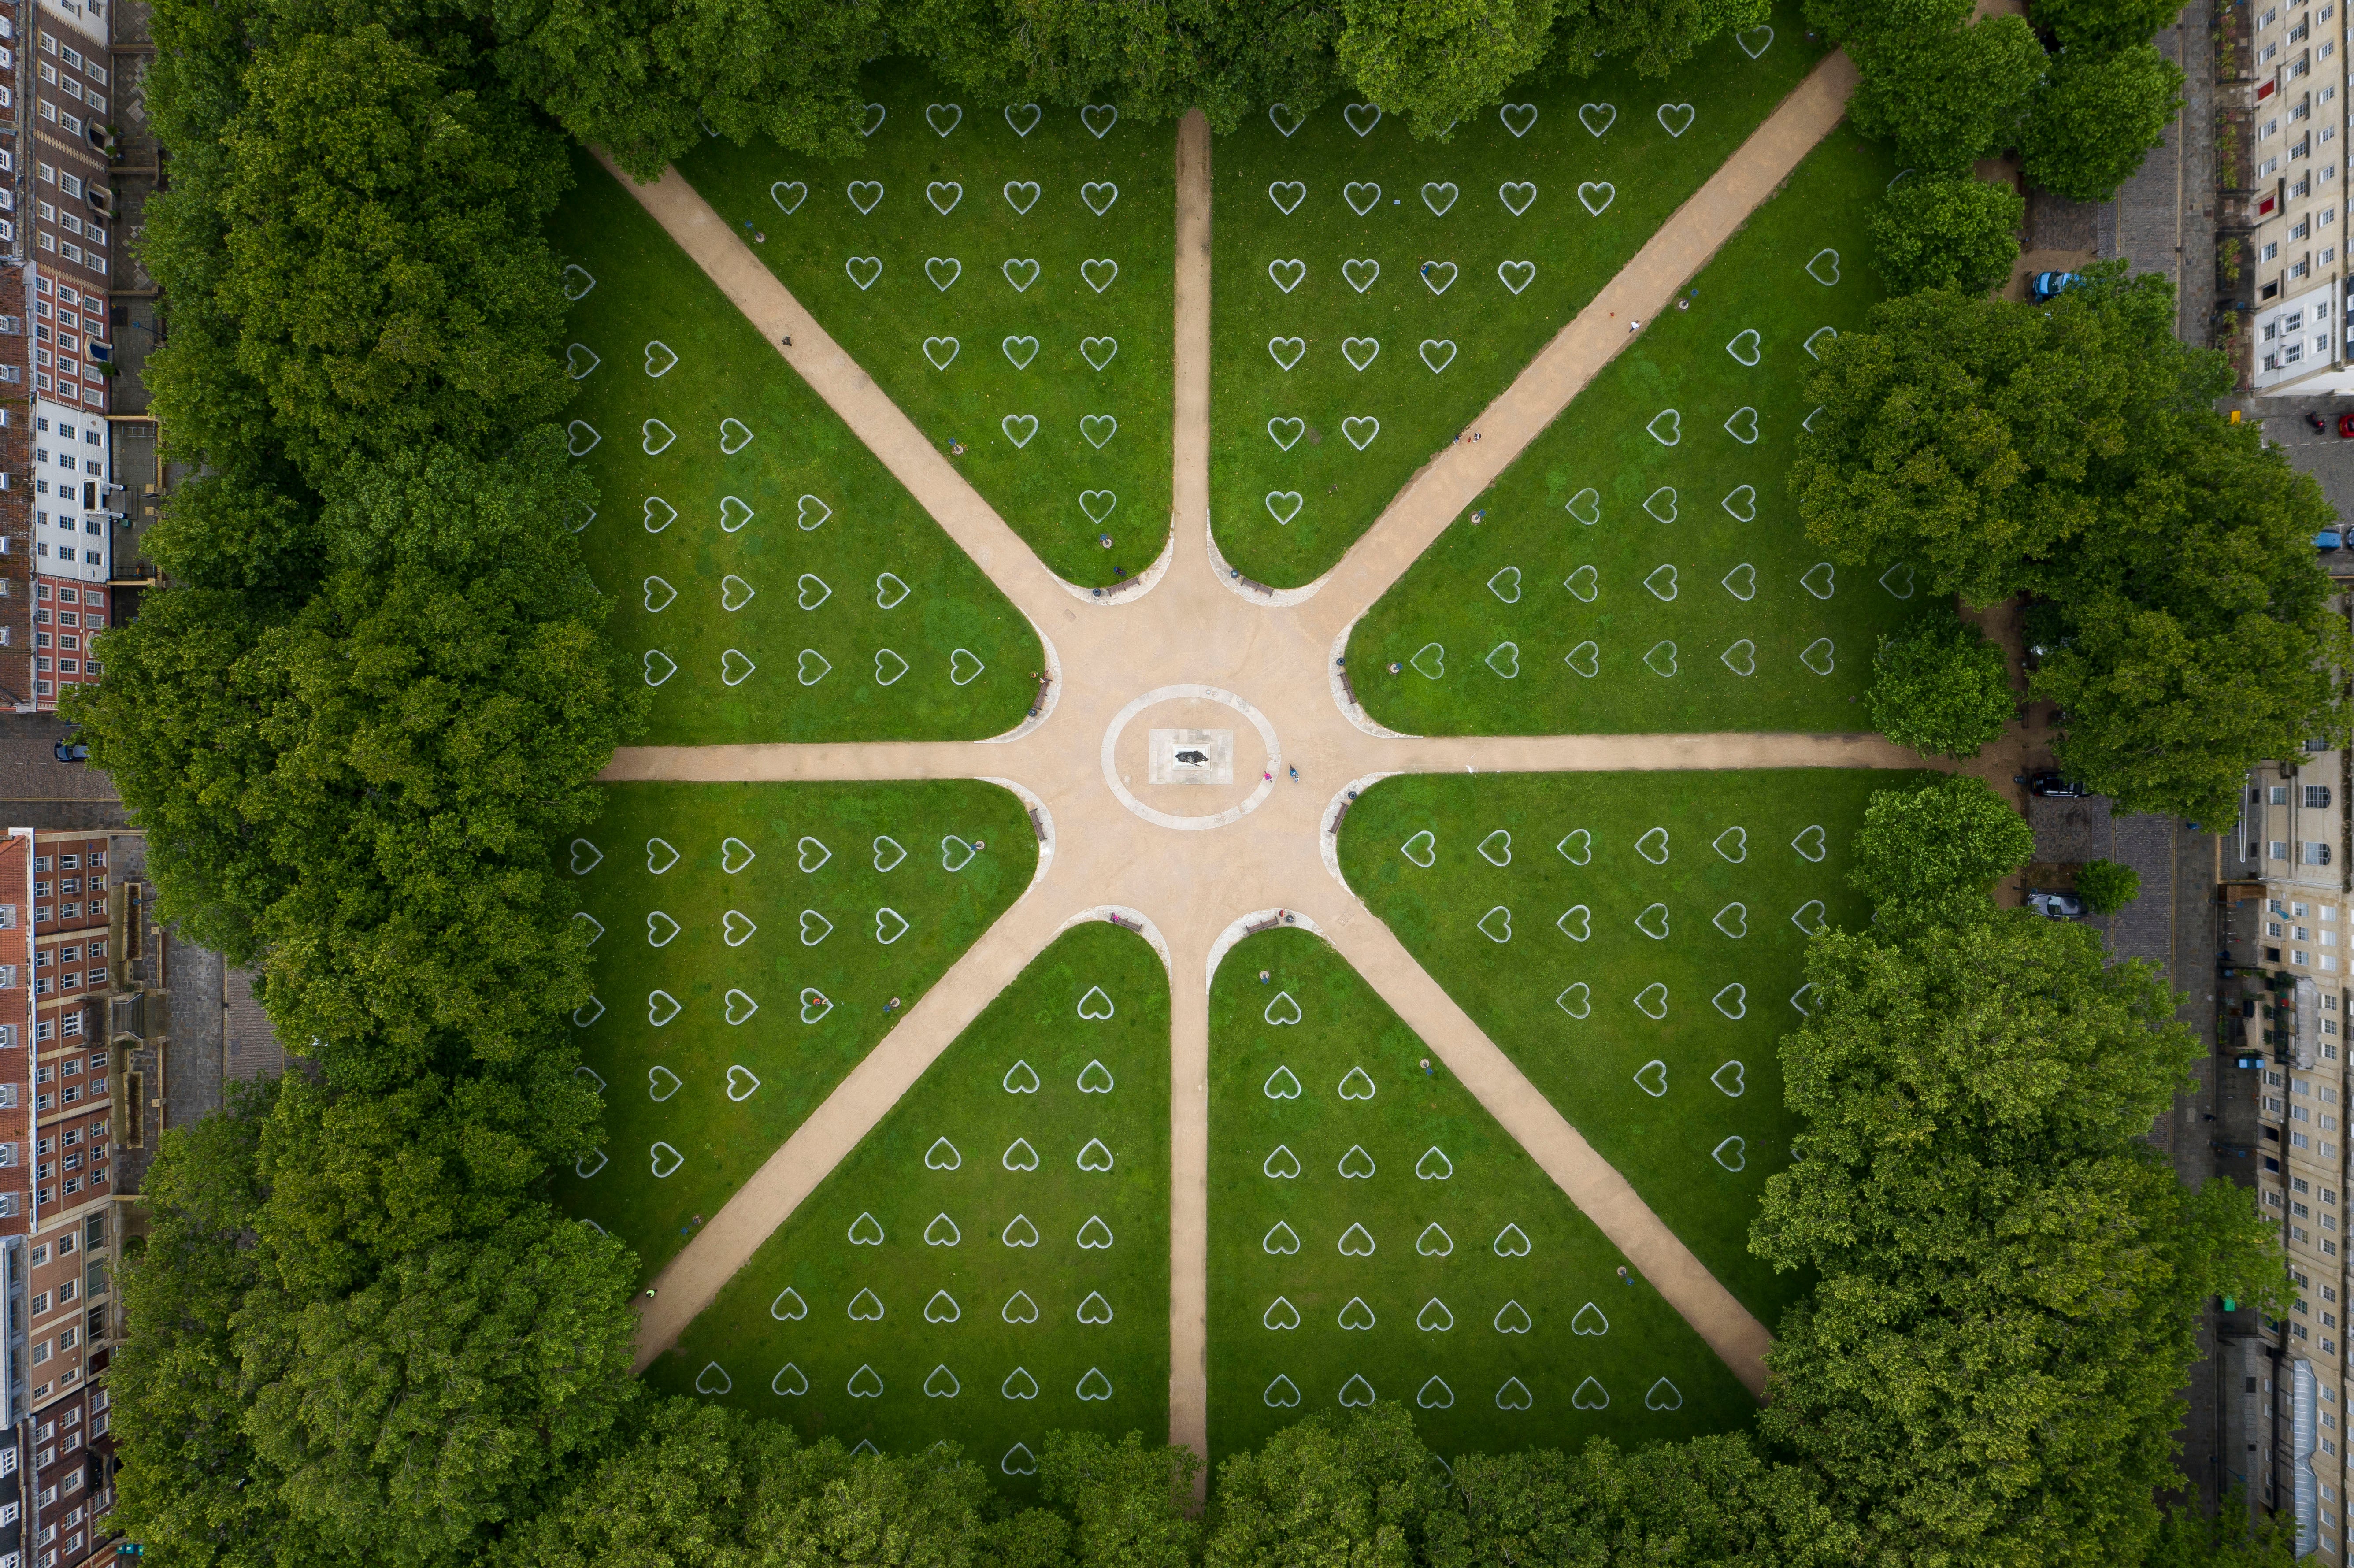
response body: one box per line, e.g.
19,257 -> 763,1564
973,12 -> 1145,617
1346,128 -> 1910,731
552,148 -> 1044,743
1210,1 -> 1821,588
1338,769 -> 1909,1324
1206,928 -> 1761,1465
649,921 -> 1169,1500
561,781 -> 1037,1277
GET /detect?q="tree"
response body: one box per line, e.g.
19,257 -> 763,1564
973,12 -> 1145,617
2020,44 -> 2185,203
2031,0 -> 2187,59
2075,858 -> 2141,915
486,0 -> 884,181
1039,1431 -> 1203,1568
1754,910 -> 2283,1568
1843,3 -> 2046,174
1335,0 -> 1558,140
1866,609 -> 2017,758
74,435 -> 644,1088
212,23 -> 574,477
1542,0 -> 1769,81
1849,775 -> 2034,919
1869,173 -> 2024,296
1205,1405 -> 1455,1568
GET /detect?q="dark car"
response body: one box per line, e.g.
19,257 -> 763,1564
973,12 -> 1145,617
51,739 -> 86,763
2029,771 -> 2091,799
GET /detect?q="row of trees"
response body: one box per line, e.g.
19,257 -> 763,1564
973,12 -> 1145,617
1801,267 -> 2348,821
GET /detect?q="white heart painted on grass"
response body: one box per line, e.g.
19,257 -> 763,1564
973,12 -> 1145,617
1268,102 -> 1304,136
1500,102 -> 1537,136
1564,640 -> 1600,678
1478,906 -> 1512,943
798,649 -> 831,686
647,989 -> 681,1026
1419,339 -> 1457,373
720,649 -> 757,686
874,649 -> 909,686
1421,181 -> 1457,216
858,102 -> 885,136
1341,415 -> 1379,450
1001,335 -> 1040,369
1722,484 -> 1757,521
1722,562 -> 1757,600
1644,641 -> 1679,677
771,180 -> 807,214
1800,638 -> 1836,675
642,650 -> 676,686
875,572 -> 911,609
1342,257 -> 1380,291
723,908 -> 757,946
1343,181 -> 1381,215
950,648 -> 987,686
1807,248 -> 1840,285
1079,489 -> 1116,523
1635,903 -> 1672,941
800,988 -> 833,1023
1805,326 -> 1840,359
1002,180 -> 1040,214
1080,181 -> 1119,214
1411,642 -> 1445,678
1556,984 -> 1591,1019
1344,102 -> 1381,136
1565,487 -> 1601,525
641,419 -> 675,455
727,1064 -> 761,1101
1713,1137 -> 1746,1172
1420,260 -> 1456,295
1880,560 -> 1917,599
643,576 -> 676,613
1564,563 -> 1598,601
1081,257 -> 1118,291
1265,491 -> 1303,525
1267,417 -> 1305,451
1724,406 -> 1761,444
1725,327 -> 1762,367
847,181 -> 883,213
922,336 -> 960,368
1577,181 -> 1615,215
926,180 -> 962,214
1647,408 -> 1681,445
1080,336 -> 1117,370
1498,181 -> 1536,216
1268,180 -> 1305,214
1485,642 -> 1519,678
1005,102 -> 1040,136
875,907 -> 910,945
1557,905 -> 1592,941
1399,830 -> 1436,868
924,256 -> 961,292
793,574 -> 827,610
1489,565 -> 1521,603
1002,256 -> 1040,292
1342,337 -> 1379,371
1268,336 -> 1307,370
1737,23 -> 1773,56
1001,413 -> 1038,448
1644,564 -> 1678,601
1720,638 -> 1757,676
1657,103 -> 1695,137
1713,902 -> 1747,938
1081,103 -> 1118,137
1712,1060 -> 1747,1097
1267,257 -> 1307,293
643,340 -> 678,378
1632,983 -> 1668,1020
1634,1059 -> 1668,1097
1802,561 -> 1837,599
565,342 -> 599,380
1497,259 -> 1535,294
1081,414 -> 1118,448
796,836 -> 832,873
926,102 -> 962,136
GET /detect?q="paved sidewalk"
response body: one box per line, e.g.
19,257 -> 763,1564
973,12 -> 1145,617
602,54 -> 1870,1454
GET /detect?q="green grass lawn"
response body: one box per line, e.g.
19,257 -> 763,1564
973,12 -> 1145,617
646,921 -> 1170,1497
1206,927 -> 1760,1467
1346,128 -> 1913,732
1337,770 -> 1912,1326
675,64 -> 1175,588
562,782 -> 1038,1276
1209,4 -> 1819,588
551,148 -> 1043,744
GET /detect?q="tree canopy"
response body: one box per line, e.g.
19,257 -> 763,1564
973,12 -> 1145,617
1866,608 -> 2017,759
1870,173 -> 2024,297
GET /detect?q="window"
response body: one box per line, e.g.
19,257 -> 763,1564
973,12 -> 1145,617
2272,841 -> 2291,860
2307,842 -> 2335,865
2309,786 -> 2333,808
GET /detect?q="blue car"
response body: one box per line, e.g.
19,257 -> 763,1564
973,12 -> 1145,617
2031,271 -> 2083,302
2320,530 -> 2345,551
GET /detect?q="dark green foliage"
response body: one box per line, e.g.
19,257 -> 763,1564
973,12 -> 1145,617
1754,901 -> 2281,1567
1335,0 -> 1560,140
1866,608 -> 2016,758
1869,173 -> 2024,295
1843,3 -> 2045,173
486,0 -> 887,181
1542,0 -> 1771,81
2075,858 -> 2142,916
2020,45 -> 2185,204
1849,774 -> 2034,922
1040,1432 -> 1204,1568
1204,1405 -> 1455,1567
1793,269 -> 2346,819
75,436 -> 645,1088
2032,0 -> 2187,59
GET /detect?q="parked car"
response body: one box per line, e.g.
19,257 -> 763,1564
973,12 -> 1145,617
2029,771 -> 2091,798
2321,530 -> 2345,551
2031,271 -> 2083,302
51,739 -> 85,763
2028,890 -> 2086,920
2337,411 -> 2354,438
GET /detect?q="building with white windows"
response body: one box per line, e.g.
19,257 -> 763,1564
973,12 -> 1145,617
2225,0 -> 2354,392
